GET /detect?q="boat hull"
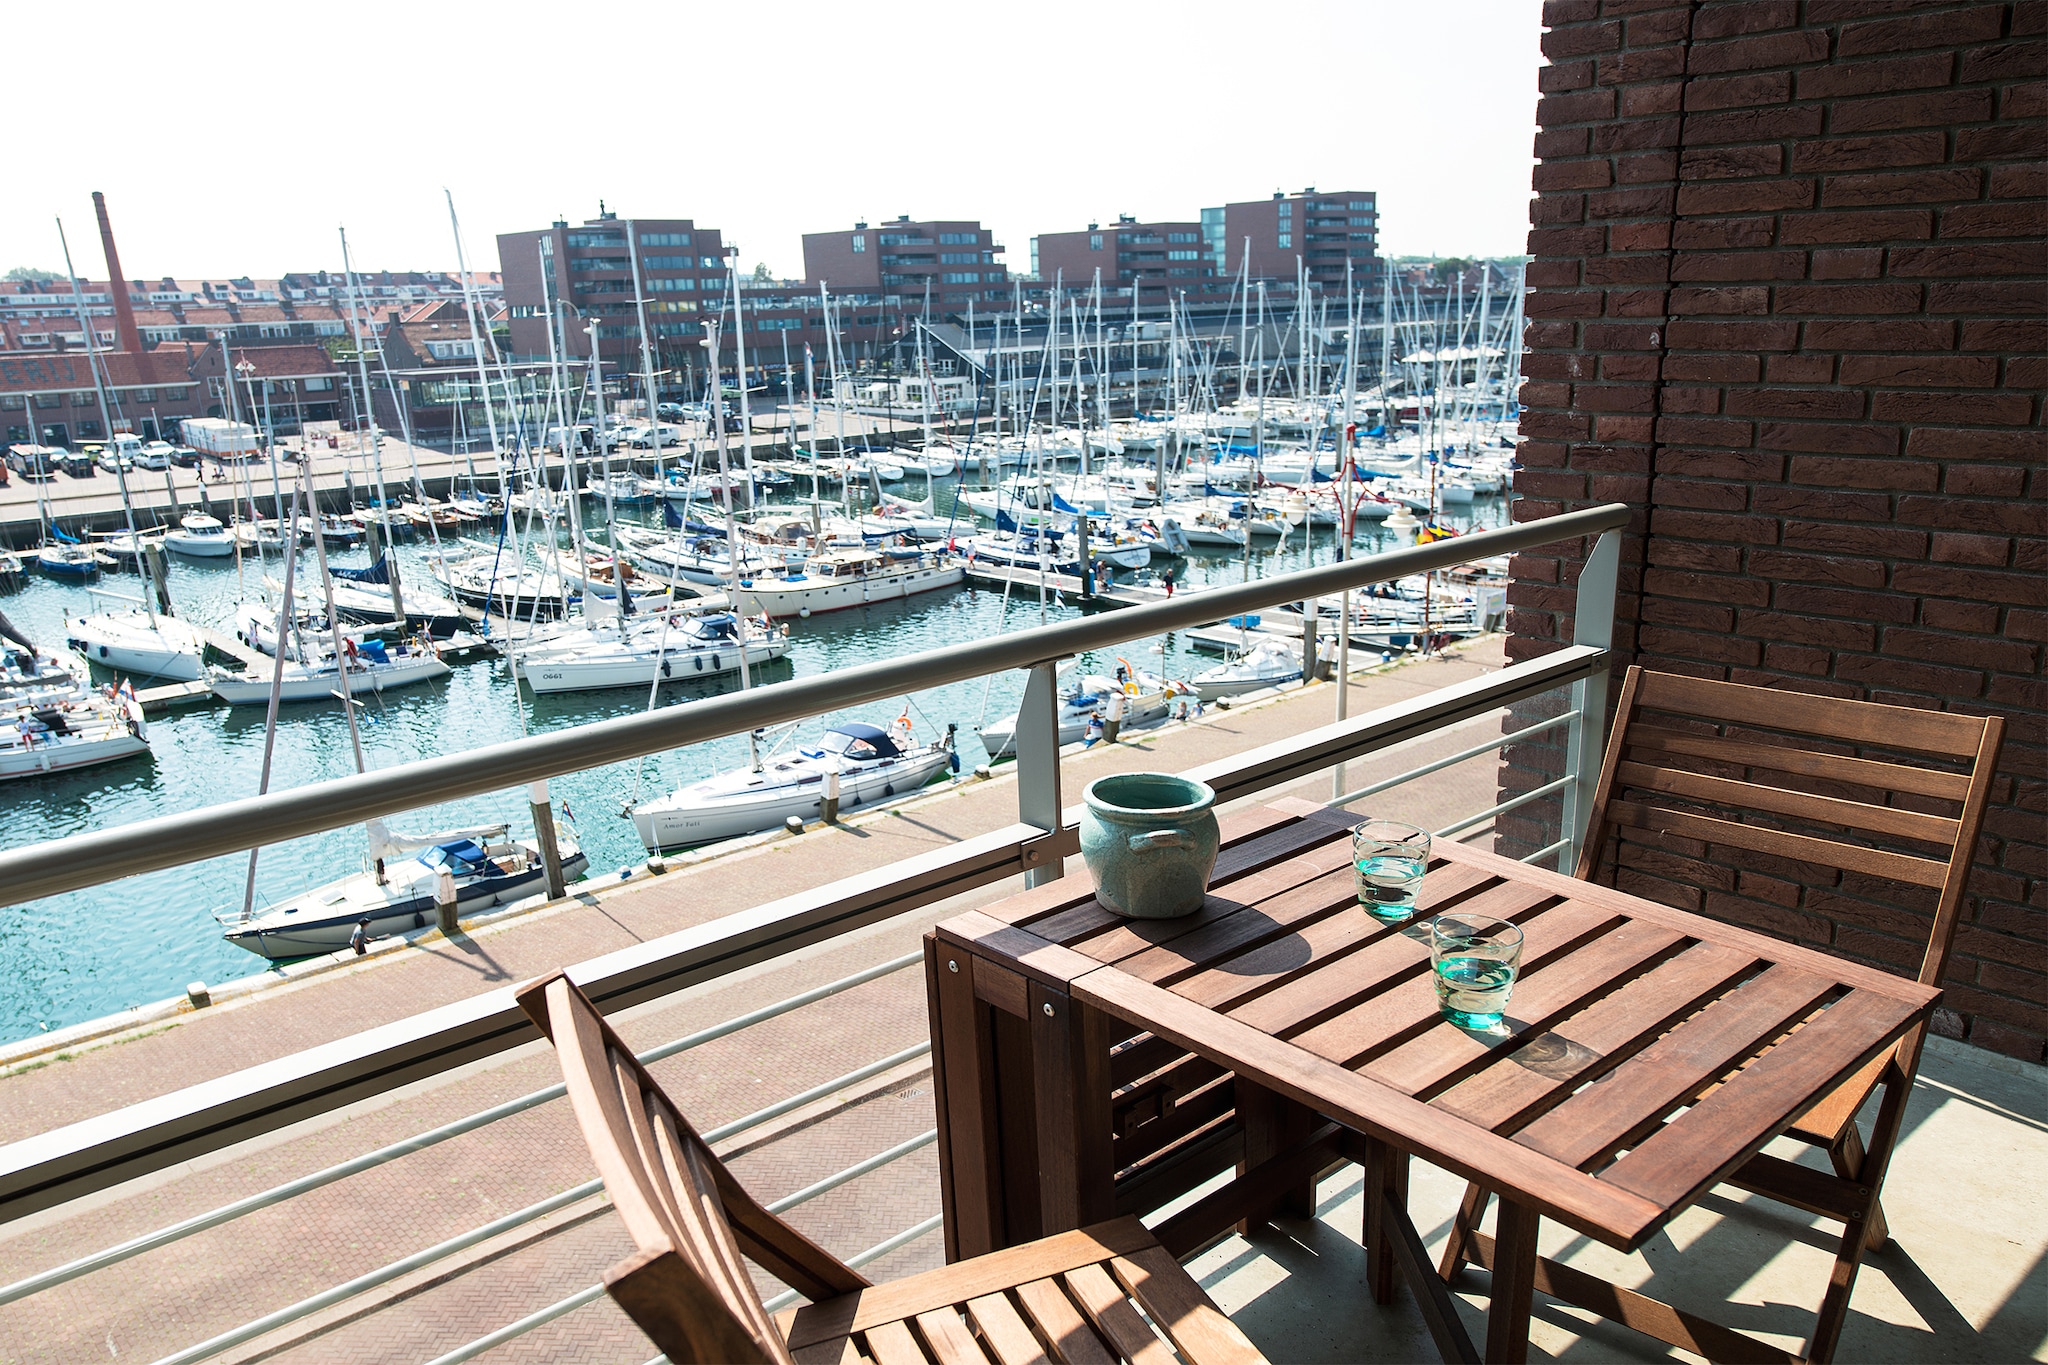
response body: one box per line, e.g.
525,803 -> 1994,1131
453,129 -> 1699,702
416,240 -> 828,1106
632,749 -> 953,851
211,655 -> 451,704
733,562 -> 962,616
519,636 -> 792,694
0,729 -> 150,780
223,848 -> 590,959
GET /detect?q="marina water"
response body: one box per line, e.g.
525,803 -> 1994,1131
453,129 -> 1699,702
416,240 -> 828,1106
0,477 -> 1506,1041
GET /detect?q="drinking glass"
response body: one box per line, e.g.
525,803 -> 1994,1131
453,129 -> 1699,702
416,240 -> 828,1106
1352,819 -> 1431,920
1430,913 -> 1525,1029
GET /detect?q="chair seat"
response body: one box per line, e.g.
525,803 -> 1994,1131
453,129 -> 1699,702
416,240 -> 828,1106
777,1216 -> 1265,1365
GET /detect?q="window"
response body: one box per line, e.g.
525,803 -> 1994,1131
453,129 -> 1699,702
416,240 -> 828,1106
1168,267 -> 1200,277
880,254 -> 932,266
165,387 -> 187,399
33,394 -> 59,409
755,318 -> 801,331
702,256 -> 723,268
1349,199 -> 1372,209
650,277 -> 696,291
1089,234 -> 1103,250
594,323 -> 638,338
939,252 -> 980,264
938,232 -> 977,245
79,420 -> 103,439
1167,249 -> 1200,260
942,272 -> 980,284
640,232 -> 691,247
135,388 -> 155,401
653,321 -> 702,337
1349,232 -> 1374,241
1168,232 -> 1198,243
649,300 -> 698,313
878,232 -> 928,246
0,396 -> 22,411
1278,233 -> 1292,248
851,234 -> 866,253
1278,202 -> 1292,217
642,255 -> 694,270
565,231 -> 623,248
582,280 -> 632,293
73,391 -> 94,407
303,377 -> 334,391
1350,216 -> 1375,226
571,256 -> 631,272
509,304 -> 542,318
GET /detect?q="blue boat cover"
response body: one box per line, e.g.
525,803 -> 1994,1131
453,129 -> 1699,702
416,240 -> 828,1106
331,555 -> 392,584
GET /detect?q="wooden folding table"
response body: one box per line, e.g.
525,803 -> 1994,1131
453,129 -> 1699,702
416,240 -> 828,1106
925,799 -> 1939,1363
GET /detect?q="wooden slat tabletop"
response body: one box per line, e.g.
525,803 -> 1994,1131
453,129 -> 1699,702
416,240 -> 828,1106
935,801 -> 1940,1251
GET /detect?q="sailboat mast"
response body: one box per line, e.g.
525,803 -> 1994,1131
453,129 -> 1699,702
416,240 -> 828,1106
340,228 -> 406,622
727,264 -> 758,511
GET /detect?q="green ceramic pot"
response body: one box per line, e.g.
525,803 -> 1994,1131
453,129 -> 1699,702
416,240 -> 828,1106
1080,772 -> 1220,919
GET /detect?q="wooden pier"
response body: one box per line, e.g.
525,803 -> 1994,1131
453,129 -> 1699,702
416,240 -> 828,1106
961,563 -> 1195,610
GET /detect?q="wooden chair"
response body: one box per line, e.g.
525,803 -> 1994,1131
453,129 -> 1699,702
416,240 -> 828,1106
516,971 -> 1269,1365
1442,667 -> 2004,1361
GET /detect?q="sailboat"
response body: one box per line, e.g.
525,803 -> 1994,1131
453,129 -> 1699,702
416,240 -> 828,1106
632,719 -> 956,851
65,602 -> 208,681
976,667 -> 1185,759
220,820 -> 588,959
513,609 -> 791,695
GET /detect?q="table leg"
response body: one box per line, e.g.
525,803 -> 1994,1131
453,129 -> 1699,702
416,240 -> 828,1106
1238,1079 -> 1321,1232
1485,1198 -> 1540,1365
1361,1137 -> 1411,1305
927,936 -> 1004,1260
1029,979 -> 1118,1235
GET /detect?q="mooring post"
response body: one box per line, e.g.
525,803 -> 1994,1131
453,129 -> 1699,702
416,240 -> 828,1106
528,778 -> 567,900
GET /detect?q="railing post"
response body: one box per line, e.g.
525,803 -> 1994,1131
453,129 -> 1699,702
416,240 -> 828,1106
1560,528 -> 1621,872
1015,660 -> 1065,888
527,779 -> 567,901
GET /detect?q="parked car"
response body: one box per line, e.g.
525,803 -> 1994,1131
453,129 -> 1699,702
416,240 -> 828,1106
5,445 -> 55,480
136,441 -> 175,470
168,445 -> 202,468
56,449 -> 96,478
94,446 -> 134,473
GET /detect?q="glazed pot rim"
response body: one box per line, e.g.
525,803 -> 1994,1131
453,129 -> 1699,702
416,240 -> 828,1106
1084,772 -> 1216,821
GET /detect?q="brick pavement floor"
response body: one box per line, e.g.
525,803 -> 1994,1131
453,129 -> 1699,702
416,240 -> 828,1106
0,638 -> 1530,1363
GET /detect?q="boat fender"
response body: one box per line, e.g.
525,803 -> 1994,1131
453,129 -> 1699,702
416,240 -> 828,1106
413,910 -> 426,928
693,655 -> 703,672
661,658 -> 671,678
99,645 -> 108,658
711,654 -> 720,671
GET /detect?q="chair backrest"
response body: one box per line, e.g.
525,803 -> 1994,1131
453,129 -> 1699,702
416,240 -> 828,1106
516,973 -> 868,1365
1578,667 -> 2005,992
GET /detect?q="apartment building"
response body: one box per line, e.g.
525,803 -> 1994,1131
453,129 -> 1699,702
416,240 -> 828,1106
1214,188 -> 1381,289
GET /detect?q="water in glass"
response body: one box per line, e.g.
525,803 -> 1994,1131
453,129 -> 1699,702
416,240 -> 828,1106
1430,913 -> 1524,1029
1352,819 -> 1430,920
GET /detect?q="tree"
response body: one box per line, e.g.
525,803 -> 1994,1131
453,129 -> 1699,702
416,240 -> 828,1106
1430,257 -> 1473,285
751,262 -> 773,282
5,266 -> 61,283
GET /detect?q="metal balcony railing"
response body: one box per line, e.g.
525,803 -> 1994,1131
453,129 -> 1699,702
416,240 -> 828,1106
0,503 -> 1628,1360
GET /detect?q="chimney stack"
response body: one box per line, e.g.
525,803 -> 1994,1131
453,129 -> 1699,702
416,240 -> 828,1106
92,191 -> 143,355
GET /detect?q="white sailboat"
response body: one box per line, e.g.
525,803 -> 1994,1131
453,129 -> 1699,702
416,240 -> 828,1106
976,669 -> 1185,759
163,511 -> 237,558
2,681 -> 151,781
514,610 -> 791,694
632,720 -> 956,851
1190,638 -> 1304,700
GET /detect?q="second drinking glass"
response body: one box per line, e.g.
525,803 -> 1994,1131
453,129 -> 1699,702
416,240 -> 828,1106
1352,819 -> 1431,920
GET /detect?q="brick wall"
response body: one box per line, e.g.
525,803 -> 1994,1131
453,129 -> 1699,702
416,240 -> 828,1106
1500,0 -> 2046,1060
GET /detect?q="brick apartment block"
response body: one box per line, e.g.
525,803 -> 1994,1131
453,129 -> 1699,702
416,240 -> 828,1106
1499,1 -> 2045,1058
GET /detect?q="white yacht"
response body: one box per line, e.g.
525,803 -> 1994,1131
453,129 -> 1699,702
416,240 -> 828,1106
515,611 -> 791,694
209,634 -> 451,705
2,682 -> 151,781
65,606 -> 208,681
163,512 -> 236,558
733,548 -> 962,618
220,827 -> 589,959
976,670 -> 1185,759
632,720 -> 956,851
1190,639 -> 1305,700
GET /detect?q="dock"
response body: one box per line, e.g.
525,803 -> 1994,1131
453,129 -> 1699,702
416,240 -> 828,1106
962,563 -> 1196,609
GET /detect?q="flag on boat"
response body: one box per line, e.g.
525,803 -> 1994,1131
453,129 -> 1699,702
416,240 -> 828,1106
1416,522 -> 1461,544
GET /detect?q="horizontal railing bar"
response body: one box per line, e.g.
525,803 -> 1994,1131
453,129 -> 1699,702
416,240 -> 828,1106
0,823 -> 1037,1226
1520,837 -> 1574,865
1435,773 -> 1576,840
422,1283 -> 608,1365
0,954 -> 919,1306
1331,709 -> 1580,808
762,1213 -> 948,1315
0,505 -> 1629,907
1188,645 -> 1609,808
149,1180 -> 605,1365
704,1045 -> 931,1145
765,1129 -> 938,1214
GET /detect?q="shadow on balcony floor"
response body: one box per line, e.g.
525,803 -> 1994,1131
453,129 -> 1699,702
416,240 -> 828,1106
1186,1034 -> 2046,1362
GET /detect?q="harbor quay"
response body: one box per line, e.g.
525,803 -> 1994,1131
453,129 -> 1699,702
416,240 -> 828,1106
0,642 -> 1511,1361
0,406 -> 939,545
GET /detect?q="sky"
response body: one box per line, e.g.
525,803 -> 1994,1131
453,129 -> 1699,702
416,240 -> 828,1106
4,0 -> 1543,284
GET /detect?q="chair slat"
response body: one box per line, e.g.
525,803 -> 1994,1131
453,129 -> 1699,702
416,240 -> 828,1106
1111,1247 -> 1268,1365
964,1292 -> 1054,1365
1609,800 -> 1951,888
1515,962 -> 1837,1169
1626,726 -> 1973,801
1614,760 -> 1961,845
865,1320 -> 935,1365
546,981 -> 684,1259
1061,1262 -> 1180,1365
1013,1278 -> 1119,1365
916,1308 -> 996,1365
1632,672 -> 1990,756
